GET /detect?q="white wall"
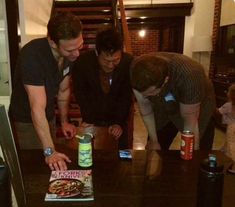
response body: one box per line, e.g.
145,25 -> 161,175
18,0 -> 53,46
0,0 -> 12,108
220,0 -> 235,26
183,0 -> 214,75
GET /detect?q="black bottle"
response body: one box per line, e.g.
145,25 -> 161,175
197,154 -> 224,207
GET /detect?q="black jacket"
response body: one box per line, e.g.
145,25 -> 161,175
72,50 -> 133,126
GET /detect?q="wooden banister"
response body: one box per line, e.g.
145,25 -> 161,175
118,0 -> 132,55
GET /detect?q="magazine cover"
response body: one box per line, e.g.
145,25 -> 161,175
45,170 -> 94,201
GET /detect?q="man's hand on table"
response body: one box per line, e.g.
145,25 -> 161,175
45,151 -> 71,171
108,124 -> 123,140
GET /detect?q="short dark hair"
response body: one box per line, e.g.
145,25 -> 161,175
47,12 -> 82,45
96,28 -> 123,55
131,54 -> 169,92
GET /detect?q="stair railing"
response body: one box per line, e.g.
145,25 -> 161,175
118,0 -> 133,54
112,0 -> 118,30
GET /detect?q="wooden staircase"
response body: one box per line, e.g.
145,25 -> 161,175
53,0 -> 118,51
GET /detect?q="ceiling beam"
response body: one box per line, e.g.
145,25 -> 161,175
119,3 -> 193,18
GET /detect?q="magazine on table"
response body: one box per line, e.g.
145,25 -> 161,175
45,169 -> 94,201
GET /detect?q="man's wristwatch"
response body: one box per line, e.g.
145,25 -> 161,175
43,147 -> 54,157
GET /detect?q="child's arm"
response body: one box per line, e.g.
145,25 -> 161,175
214,107 -> 222,124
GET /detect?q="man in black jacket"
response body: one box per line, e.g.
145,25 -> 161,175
72,29 -> 133,149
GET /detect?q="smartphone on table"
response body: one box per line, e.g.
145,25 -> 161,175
119,150 -> 132,160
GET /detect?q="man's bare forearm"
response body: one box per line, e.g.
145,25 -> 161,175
31,108 -> 54,149
57,87 -> 70,124
133,89 -> 160,147
180,103 -> 200,149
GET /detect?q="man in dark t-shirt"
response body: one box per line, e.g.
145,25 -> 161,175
9,12 -> 83,171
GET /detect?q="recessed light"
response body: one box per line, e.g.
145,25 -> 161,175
139,30 -> 146,38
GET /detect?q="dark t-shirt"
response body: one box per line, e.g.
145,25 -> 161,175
9,38 -> 71,122
72,50 -> 133,126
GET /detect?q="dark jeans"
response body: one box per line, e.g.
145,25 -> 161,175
118,124 -> 129,149
94,121 -> 129,150
157,118 -> 215,150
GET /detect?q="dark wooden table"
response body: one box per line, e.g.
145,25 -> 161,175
19,145 -> 235,207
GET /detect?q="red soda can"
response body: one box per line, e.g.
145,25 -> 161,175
180,130 -> 194,160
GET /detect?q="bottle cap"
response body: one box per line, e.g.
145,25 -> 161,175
200,154 -> 224,173
77,133 -> 93,143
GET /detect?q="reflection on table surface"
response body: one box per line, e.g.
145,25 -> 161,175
19,143 -> 235,207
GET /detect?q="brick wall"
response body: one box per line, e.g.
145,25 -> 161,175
209,0 -> 222,78
129,29 -> 160,57
128,21 -> 184,57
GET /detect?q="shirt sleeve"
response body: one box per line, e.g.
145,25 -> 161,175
218,103 -> 229,115
20,47 -> 44,86
218,102 -> 234,124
